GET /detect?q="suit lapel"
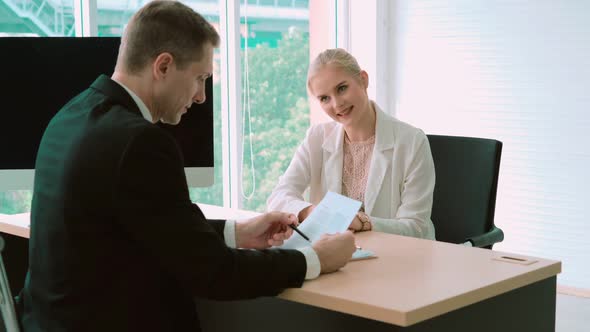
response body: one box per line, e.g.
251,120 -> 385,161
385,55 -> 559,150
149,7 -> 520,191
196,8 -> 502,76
322,126 -> 345,194
364,104 -> 395,214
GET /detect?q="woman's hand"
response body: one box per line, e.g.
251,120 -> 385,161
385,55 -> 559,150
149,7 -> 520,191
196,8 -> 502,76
348,211 -> 372,232
298,205 -> 315,223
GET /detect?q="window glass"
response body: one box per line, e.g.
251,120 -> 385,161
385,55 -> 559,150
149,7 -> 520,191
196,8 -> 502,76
0,0 -> 75,36
0,191 -> 31,214
239,0 -> 310,211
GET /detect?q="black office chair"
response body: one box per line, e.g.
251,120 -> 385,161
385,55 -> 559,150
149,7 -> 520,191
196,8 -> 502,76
427,135 -> 504,249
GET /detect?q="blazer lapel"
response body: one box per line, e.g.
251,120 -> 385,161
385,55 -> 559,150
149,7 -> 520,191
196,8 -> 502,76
322,125 -> 345,194
364,104 -> 395,214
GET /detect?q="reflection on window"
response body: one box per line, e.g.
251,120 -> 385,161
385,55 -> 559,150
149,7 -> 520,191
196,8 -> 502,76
0,0 -> 75,36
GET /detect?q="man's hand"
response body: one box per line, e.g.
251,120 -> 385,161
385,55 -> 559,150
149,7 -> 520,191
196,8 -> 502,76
312,231 -> 356,274
235,212 -> 297,249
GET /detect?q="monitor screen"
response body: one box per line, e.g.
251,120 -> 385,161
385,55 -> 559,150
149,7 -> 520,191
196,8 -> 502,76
0,37 -> 214,190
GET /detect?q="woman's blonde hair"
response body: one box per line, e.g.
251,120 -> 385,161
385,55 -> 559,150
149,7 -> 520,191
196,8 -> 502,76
307,48 -> 362,91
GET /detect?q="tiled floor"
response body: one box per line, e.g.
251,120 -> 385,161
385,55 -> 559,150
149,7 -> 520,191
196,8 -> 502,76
556,293 -> 589,331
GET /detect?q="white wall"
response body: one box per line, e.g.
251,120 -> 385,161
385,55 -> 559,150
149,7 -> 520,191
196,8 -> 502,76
362,0 -> 590,292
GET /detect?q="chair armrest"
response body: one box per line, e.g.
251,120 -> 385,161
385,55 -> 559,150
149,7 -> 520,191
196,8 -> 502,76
466,226 -> 504,248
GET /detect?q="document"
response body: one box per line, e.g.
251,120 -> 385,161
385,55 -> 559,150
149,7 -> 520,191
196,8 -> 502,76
278,191 -> 376,260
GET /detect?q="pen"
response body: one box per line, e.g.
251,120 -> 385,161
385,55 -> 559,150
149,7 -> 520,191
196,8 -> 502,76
288,224 -> 362,250
288,224 -> 310,242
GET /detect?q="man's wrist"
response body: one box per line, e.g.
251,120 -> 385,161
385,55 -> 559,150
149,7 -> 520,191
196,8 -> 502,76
233,218 -> 250,248
224,219 -> 237,248
298,246 -> 321,280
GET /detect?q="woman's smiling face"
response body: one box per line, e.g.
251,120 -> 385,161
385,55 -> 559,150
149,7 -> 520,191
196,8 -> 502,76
308,63 -> 370,126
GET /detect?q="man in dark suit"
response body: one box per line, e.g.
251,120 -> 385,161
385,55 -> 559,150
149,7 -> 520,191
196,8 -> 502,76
18,1 -> 355,331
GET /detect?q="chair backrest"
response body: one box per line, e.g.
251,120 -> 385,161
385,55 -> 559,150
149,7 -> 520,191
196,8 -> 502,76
427,135 -> 502,247
0,236 -> 21,332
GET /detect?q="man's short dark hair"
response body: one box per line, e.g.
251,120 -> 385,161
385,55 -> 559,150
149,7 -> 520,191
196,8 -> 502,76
119,0 -> 220,73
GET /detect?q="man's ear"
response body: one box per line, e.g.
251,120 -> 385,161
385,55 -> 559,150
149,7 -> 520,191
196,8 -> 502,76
153,52 -> 174,80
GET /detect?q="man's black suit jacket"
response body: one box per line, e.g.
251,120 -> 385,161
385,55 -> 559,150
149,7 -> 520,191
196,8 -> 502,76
18,75 -> 306,332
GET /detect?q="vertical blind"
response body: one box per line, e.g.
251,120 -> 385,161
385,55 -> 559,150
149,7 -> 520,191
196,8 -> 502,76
393,0 -> 590,290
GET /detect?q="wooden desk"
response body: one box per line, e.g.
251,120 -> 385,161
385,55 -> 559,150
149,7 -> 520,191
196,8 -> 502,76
0,213 -> 29,239
196,231 -> 560,331
0,213 -> 561,331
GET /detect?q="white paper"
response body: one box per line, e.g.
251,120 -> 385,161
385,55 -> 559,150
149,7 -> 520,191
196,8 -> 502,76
279,191 -> 362,249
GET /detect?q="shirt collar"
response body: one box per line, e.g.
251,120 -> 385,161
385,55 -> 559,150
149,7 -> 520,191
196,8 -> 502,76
113,80 -> 154,123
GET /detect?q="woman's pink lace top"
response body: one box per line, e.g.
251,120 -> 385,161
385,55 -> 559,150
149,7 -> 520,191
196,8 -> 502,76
341,134 -> 375,204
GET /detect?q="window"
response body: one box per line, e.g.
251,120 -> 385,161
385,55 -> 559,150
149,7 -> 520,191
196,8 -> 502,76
238,0 -> 310,211
0,0 -> 75,36
1,0 -> 329,214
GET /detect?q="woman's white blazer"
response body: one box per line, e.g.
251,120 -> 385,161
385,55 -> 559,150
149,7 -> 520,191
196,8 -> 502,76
267,103 -> 436,239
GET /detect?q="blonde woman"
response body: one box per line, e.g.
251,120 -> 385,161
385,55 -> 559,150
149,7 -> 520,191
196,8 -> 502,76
267,48 -> 436,239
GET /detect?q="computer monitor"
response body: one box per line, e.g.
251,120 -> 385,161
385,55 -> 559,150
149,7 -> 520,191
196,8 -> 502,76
0,37 -> 214,191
